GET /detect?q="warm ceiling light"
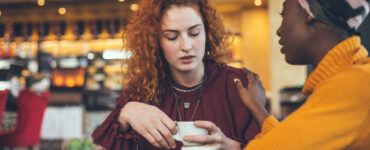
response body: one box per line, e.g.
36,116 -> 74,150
58,7 -> 67,15
118,0 -> 125,2
130,3 -> 139,11
254,0 -> 262,7
37,0 -> 45,6
21,70 -> 30,77
0,10 -> 2,17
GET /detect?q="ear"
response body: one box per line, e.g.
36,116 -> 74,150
297,0 -> 315,24
306,15 -> 315,24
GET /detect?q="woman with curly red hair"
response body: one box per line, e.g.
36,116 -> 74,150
92,0 -> 259,149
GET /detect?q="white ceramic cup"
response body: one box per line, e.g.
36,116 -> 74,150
172,121 -> 209,146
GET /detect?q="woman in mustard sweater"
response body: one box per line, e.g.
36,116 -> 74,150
184,0 -> 370,149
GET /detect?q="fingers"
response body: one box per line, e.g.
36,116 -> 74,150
246,71 -> 256,88
125,103 -> 179,149
161,115 -> 177,134
241,67 -> 251,74
253,74 -> 265,90
159,112 -> 177,148
241,67 -> 256,88
252,73 -> 259,81
147,114 -> 176,149
158,120 -> 177,149
252,74 -> 264,89
233,78 -> 245,90
194,121 -> 219,133
142,131 -> 161,148
185,121 -> 222,144
147,127 -> 171,149
184,134 -> 221,144
240,67 -> 264,89
139,107 -> 177,149
234,79 -> 249,103
234,71 -> 255,90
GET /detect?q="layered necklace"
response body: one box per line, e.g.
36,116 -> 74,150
169,66 -> 207,121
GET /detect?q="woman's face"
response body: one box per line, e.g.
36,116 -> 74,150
160,5 -> 206,73
277,0 -> 313,65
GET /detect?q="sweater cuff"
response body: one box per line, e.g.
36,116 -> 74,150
111,104 -> 138,140
112,119 -> 138,140
260,115 -> 279,135
252,116 -> 279,140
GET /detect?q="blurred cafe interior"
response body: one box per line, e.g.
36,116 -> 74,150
0,0 -> 369,149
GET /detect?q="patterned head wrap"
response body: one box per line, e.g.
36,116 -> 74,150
298,0 -> 370,35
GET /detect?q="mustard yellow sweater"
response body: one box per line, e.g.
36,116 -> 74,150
244,36 -> 370,150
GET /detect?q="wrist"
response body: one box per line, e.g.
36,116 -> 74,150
119,103 -> 131,132
227,139 -> 241,150
234,140 -> 242,150
253,106 -> 269,127
119,118 -> 130,132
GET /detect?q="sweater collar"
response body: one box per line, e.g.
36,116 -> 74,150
302,36 -> 369,95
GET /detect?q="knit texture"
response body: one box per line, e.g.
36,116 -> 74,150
245,36 -> 370,150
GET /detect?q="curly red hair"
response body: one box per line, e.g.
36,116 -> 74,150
123,0 -> 230,104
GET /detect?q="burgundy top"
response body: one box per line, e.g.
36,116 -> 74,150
92,62 -> 259,150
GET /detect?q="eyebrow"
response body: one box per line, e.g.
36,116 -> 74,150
162,24 -> 202,33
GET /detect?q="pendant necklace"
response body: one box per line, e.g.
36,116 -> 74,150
170,67 -> 207,121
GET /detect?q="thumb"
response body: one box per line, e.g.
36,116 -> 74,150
234,78 -> 245,90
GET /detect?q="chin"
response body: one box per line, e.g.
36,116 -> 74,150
170,60 -> 204,73
180,66 -> 196,72
285,57 -> 294,64
174,64 -> 196,72
285,57 -> 309,65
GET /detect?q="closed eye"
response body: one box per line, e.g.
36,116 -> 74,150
167,36 -> 178,41
189,32 -> 200,37
189,28 -> 201,37
163,32 -> 178,41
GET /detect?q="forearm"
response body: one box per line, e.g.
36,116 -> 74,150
248,100 -> 269,127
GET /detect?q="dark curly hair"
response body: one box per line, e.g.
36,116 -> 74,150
123,0 -> 230,104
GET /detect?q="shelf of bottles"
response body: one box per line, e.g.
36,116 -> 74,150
0,18 -> 126,58
0,18 -> 128,108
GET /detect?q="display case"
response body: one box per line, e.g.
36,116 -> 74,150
49,56 -> 87,104
83,50 -> 129,110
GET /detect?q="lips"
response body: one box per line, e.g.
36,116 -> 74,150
279,39 -> 285,54
179,55 -> 195,63
281,48 -> 286,54
180,55 -> 195,59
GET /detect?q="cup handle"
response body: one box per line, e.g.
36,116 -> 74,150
172,126 -> 181,141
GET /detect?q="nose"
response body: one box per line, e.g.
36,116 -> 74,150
180,35 -> 193,52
